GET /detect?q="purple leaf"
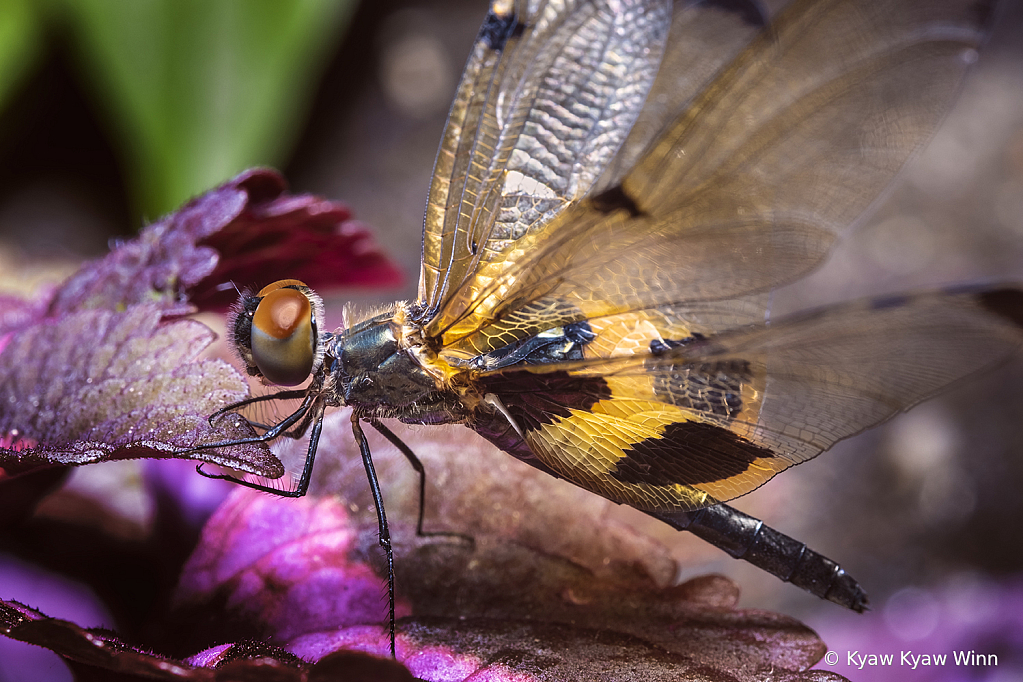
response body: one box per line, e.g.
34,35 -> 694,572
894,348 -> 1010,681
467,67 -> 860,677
44,169 -> 402,318
1,167 -> 405,505
0,294 -> 46,337
0,598 -> 413,681
167,423 -> 847,681
172,489 -> 406,650
0,409 -> 850,681
0,304 -> 279,479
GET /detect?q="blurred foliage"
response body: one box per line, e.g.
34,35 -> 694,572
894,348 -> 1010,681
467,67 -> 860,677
0,0 -> 357,220
0,0 -> 43,110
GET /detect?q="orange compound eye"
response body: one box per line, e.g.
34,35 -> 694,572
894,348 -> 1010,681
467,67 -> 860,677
253,287 -> 309,340
250,284 -> 316,386
257,279 -> 308,297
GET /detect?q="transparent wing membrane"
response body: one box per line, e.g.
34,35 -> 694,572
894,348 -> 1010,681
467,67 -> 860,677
420,0 -> 672,314
477,288 -> 1023,509
422,0 -> 990,357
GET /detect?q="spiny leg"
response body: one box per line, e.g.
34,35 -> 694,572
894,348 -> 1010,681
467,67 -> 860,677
351,413 -> 396,659
206,389 -> 310,428
368,419 -> 474,547
190,393 -> 322,497
193,413 -> 322,497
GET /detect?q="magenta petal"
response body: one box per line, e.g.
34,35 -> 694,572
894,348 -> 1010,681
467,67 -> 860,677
174,490 -> 406,648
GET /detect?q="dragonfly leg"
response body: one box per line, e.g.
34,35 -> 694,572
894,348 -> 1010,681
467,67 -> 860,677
351,414 -> 397,659
368,419 -> 474,547
191,395 -> 322,497
206,389 -> 310,427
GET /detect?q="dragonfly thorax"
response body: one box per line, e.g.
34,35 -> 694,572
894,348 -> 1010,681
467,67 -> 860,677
330,311 -> 441,412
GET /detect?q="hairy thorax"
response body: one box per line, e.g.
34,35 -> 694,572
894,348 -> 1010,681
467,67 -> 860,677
330,302 -> 479,423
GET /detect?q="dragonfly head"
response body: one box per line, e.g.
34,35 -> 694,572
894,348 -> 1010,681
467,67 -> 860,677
228,279 -> 326,386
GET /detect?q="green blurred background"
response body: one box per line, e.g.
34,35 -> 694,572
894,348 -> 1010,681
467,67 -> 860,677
1,1 -> 1023,677
0,0 -> 357,223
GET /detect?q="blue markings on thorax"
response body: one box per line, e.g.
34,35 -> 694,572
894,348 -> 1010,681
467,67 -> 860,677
479,321 -> 596,371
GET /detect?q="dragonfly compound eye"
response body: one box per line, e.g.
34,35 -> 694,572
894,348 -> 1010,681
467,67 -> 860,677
250,281 -> 317,386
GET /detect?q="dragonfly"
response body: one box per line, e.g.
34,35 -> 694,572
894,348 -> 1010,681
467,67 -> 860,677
190,0 -> 1022,657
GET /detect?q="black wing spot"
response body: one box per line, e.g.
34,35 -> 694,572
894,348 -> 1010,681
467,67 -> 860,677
479,9 -> 526,51
977,288 -> 1023,329
646,347 -> 749,419
590,185 -> 644,218
611,420 -> 775,487
479,371 -> 611,430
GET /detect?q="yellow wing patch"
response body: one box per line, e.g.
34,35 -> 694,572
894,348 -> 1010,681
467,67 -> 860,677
474,287 -> 1023,513
523,397 -> 786,512
423,0 -> 987,360
584,313 -> 690,359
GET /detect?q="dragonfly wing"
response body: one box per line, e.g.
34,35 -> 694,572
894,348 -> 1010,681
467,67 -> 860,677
595,0 -> 768,189
419,0 -> 673,314
475,288 -> 1023,511
425,0 -> 991,358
